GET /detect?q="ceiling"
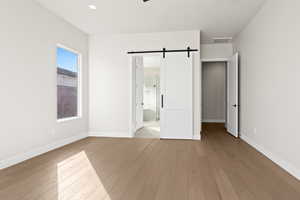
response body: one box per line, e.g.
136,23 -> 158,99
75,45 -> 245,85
35,0 -> 266,43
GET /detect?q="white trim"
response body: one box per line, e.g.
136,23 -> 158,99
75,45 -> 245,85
202,119 -> 226,123
0,132 -> 88,169
129,54 -> 135,137
193,133 -> 201,140
57,116 -> 82,123
241,134 -> 300,180
57,43 -> 81,55
89,131 -> 132,138
201,58 -> 228,62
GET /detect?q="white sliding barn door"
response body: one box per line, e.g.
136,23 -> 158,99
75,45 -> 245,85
134,56 -> 144,130
227,53 -> 239,137
160,53 -> 193,139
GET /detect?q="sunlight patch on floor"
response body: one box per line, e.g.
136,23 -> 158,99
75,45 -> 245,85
57,151 -> 110,200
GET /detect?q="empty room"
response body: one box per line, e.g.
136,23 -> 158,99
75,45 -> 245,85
0,0 -> 300,199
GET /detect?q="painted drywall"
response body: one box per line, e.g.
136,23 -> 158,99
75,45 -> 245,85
234,0 -> 300,179
0,0 -> 89,168
202,62 -> 226,123
89,31 -> 201,139
201,43 -> 233,61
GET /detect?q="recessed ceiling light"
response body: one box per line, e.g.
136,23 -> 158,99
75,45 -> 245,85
88,5 -> 97,10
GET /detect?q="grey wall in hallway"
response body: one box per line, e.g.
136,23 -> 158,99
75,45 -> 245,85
202,62 -> 226,122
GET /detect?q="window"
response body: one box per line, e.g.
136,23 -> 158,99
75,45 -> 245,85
57,45 -> 81,121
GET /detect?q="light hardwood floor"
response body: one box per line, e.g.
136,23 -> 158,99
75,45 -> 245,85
0,123 -> 300,200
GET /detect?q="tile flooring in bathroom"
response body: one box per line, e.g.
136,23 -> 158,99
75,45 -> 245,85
135,121 -> 160,138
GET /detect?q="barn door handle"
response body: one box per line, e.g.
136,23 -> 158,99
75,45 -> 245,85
161,95 -> 164,108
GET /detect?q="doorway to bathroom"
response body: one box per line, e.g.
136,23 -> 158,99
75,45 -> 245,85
130,49 -> 194,140
133,55 -> 161,138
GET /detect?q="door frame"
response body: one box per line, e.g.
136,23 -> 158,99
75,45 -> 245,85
226,53 -> 239,137
201,58 -> 228,134
201,59 -> 228,126
201,59 -> 228,124
134,56 -> 144,131
201,56 -> 239,137
129,54 -> 162,138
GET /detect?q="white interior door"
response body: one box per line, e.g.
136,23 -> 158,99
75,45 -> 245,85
135,56 -> 144,130
227,53 -> 239,137
161,53 -> 193,139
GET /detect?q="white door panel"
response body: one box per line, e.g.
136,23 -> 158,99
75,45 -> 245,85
161,53 -> 193,140
227,53 -> 239,137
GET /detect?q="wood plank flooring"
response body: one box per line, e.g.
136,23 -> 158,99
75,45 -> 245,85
0,123 -> 300,200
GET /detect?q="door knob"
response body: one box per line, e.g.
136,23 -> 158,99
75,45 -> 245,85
233,104 -> 237,107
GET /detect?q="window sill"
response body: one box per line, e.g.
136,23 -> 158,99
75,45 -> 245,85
57,116 -> 81,123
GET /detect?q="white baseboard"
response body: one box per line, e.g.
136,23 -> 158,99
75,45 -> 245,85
0,132 -> 88,170
89,131 -> 131,138
240,134 -> 300,180
202,119 -> 226,123
193,133 -> 201,140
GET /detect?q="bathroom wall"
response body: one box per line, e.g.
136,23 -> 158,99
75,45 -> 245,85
143,68 -> 160,121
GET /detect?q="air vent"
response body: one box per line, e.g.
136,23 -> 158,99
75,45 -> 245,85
213,37 -> 232,43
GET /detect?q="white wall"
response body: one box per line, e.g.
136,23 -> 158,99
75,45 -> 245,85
202,62 -> 226,123
201,43 -> 233,61
234,0 -> 300,179
0,0 -> 89,168
89,31 -> 201,139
